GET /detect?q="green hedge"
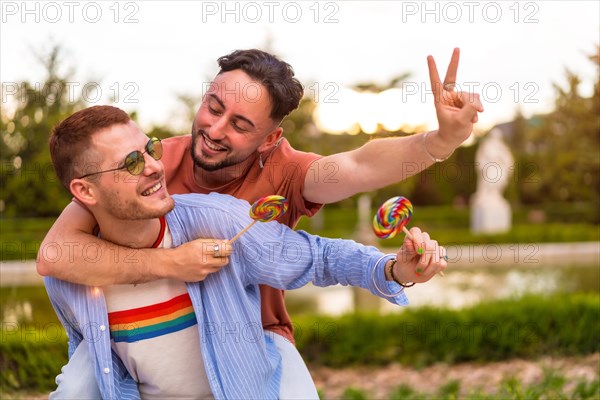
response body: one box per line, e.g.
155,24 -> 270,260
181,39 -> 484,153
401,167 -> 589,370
1,330 -> 68,392
3,209 -> 599,260
294,293 -> 600,368
1,293 -> 598,393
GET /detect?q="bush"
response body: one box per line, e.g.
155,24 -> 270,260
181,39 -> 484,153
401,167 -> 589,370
0,330 -> 67,392
1,293 -> 598,394
295,293 -> 600,367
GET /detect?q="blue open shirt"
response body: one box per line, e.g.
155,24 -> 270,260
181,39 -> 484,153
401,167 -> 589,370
44,192 -> 408,399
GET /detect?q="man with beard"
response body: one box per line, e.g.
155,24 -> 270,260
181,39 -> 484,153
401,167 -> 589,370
45,105 -> 447,399
39,48 -> 481,398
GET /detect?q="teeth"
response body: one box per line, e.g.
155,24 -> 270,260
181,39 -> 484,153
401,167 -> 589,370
142,182 -> 162,196
204,135 -> 225,151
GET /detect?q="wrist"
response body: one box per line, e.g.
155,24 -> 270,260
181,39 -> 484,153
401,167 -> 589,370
145,248 -> 170,280
423,130 -> 456,162
386,258 -> 415,288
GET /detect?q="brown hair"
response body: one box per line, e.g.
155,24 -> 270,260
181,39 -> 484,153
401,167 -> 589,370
217,49 -> 304,121
49,105 -> 130,190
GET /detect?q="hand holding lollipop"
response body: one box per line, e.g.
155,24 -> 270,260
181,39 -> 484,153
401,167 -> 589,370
373,196 -> 446,276
229,195 -> 289,243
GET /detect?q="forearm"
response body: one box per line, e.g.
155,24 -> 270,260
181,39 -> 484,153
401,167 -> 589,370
36,202 -> 168,285
304,130 -> 455,204
38,234 -> 170,285
243,224 -> 406,304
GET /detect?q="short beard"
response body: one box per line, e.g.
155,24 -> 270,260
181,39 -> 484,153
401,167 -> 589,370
103,192 -> 174,221
190,131 -> 254,172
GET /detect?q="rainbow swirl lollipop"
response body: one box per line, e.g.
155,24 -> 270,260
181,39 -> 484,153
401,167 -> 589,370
373,196 -> 413,239
249,195 -> 289,222
230,195 -> 289,243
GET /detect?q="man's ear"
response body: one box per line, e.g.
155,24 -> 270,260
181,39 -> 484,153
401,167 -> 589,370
69,179 -> 98,207
257,127 -> 283,153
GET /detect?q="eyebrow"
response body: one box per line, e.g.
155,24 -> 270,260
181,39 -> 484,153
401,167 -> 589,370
208,94 -> 256,129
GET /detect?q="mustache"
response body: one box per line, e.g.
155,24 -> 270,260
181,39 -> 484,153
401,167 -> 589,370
196,130 -> 229,150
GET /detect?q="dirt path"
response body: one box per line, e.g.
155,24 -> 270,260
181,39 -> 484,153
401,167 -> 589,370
311,353 -> 600,399
3,354 -> 598,400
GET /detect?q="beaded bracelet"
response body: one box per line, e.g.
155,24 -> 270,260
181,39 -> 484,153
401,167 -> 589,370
387,258 -> 416,288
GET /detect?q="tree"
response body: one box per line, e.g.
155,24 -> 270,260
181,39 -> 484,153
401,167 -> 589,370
525,47 -> 600,207
1,46 -> 87,217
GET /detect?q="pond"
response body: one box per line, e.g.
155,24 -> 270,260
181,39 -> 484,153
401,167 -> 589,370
286,263 -> 600,315
3,263 -> 597,329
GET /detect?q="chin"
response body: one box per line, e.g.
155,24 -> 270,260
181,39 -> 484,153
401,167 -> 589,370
192,156 -> 226,172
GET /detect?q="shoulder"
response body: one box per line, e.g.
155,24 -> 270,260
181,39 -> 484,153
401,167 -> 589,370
163,134 -> 192,146
166,193 -> 253,243
169,193 -> 252,222
172,192 -> 250,210
162,135 -> 192,154
272,138 -> 322,165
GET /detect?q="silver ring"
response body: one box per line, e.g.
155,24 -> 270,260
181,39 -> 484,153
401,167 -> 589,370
213,243 -> 220,258
442,255 -> 449,261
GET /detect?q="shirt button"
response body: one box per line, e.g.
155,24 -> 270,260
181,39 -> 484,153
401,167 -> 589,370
103,367 -> 110,374
100,325 -> 106,332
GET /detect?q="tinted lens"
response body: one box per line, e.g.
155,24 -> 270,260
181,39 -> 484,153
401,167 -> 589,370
124,151 -> 145,175
147,137 -> 162,160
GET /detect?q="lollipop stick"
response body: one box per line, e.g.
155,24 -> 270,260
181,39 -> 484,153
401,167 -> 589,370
402,226 -> 445,277
229,220 -> 258,244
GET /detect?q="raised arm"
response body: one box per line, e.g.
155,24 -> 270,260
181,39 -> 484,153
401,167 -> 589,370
36,201 -> 230,285
303,48 -> 484,204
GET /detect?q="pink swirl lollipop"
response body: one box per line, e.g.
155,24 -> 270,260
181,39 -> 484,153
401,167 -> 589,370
373,196 -> 413,239
249,195 -> 289,222
230,195 -> 289,243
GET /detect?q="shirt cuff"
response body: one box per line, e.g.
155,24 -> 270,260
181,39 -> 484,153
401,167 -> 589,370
370,254 -> 409,306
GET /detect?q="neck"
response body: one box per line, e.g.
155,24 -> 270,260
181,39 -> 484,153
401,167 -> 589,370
95,214 -> 162,249
193,153 -> 257,188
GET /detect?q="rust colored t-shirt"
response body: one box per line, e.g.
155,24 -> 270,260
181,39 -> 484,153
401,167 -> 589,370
161,135 -> 323,342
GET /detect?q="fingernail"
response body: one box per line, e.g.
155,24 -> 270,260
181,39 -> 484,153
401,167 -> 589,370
417,248 -> 424,255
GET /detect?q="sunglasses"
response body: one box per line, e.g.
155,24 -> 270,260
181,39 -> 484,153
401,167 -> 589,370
78,137 -> 163,179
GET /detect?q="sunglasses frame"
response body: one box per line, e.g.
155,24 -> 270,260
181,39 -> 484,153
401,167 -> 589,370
77,137 -> 162,179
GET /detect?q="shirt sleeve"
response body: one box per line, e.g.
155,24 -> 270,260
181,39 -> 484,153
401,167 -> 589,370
167,193 -> 408,306
43,277 -> 84,357
236,220 -> 408,306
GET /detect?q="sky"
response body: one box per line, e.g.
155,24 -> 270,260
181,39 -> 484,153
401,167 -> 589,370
1,0 -> 599,134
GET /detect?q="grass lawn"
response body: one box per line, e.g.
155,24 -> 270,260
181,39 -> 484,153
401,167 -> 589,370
1,207 -> 599,261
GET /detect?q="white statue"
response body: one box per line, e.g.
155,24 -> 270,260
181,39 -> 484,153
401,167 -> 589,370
470,128 -> 514,234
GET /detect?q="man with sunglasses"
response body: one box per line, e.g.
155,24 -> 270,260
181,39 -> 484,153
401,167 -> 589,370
39,48 -> 482,398
45,105 -> 447,399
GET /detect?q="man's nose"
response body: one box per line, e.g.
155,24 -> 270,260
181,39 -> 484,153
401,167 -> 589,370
142,152 -> 163,176
207,117 -> 228,141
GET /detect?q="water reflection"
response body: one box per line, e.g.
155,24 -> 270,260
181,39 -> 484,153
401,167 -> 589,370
288,264 -> 600,315
1,265 -> 598,321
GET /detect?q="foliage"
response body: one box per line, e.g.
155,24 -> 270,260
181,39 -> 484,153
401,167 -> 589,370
294,293 -> 600,368
0,330 -> 67,393
0,218 -> 56,261
507,47 -> 600,207
2,208 -> 599,261
1,292 -> 598,394
0,46 -> 87,217
325,370 -> 600,400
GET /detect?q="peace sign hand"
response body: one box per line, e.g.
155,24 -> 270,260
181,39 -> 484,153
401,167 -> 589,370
428,48 -> 484,151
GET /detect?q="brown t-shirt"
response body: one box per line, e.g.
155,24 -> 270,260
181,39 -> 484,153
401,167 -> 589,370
161,135 -> 323,342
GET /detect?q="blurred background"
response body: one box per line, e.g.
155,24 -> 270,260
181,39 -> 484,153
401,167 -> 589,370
1,1 -> 599,398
